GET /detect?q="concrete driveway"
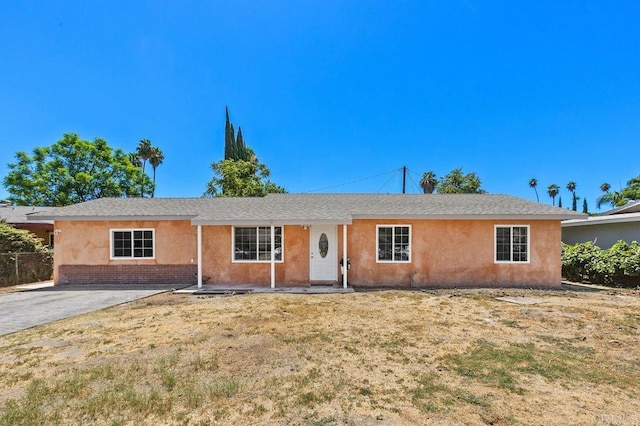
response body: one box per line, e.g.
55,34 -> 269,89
0,284 -> 181,336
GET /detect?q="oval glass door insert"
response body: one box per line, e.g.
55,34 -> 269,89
319,233 -> 329,258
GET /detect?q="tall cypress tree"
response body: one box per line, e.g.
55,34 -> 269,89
583,198 -> 588,214
205,107 -> 286,197
224,106 -> 236,160
236,127 -> 249,161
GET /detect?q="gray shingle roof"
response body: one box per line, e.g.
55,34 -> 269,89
29,198 -> 212,220
29,193 -> 584,224
600,200 -> 640,216
0,205 -> 55,224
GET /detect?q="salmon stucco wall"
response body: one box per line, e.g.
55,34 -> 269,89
54,218 -> 561,287
202,225 -> 309,285
53,220 -> 197,284
345,219 -> 561,288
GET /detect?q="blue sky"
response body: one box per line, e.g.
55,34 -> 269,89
1,1 -> 638,211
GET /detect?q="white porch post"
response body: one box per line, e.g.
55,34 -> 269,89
343,224 -> 348,288
270,225 -> 276,288
197,225 -> 203,289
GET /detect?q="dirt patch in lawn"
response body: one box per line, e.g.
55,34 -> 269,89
1,288 -> 639,425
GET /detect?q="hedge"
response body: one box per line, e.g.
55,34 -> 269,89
562,240 -> 640,286
0,251 -> 54,286
0,221 -> 53,286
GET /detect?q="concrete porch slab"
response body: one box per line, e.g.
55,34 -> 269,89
177,284 -> 354,295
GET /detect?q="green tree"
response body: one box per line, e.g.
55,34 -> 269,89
136,139 -> 154,197
3,133 -> 152,206
597,190 -> 625,209
582,198 -> 588,214
224,106 -> 237,160
529,178 -> 539,202
547,184 -> 559,206
208,108 -> 285,197
419,171 -> 438,194
596,181 -> 627,209
149,147 -> 164,198
128,153 -> 142,168
558,196 -> 563,208
435,168 -> 485,194
224,107 -> 251,161
0,221 -> 47,253
620,176 -> 640,201
571,196 -> 579,211
204,156 -> 285,197
235,127 -> 251,161
567,181 -> 578,211
136,139 -> 153,173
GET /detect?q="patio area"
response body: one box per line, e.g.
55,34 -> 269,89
176,284 -> 354,295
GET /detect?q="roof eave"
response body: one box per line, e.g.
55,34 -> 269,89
191,218 -> 353,226
562,213 -> 640,227
353,214 -> 581,220
32,215 -> 196,221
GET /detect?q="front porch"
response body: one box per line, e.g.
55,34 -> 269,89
176,283 -> 354,295
194,223 -> 351,290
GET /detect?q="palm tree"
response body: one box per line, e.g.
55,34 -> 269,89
529,178 -> 539,202
566,181 -> 577,211
547,184 -> 559,206
128,153 -> 142,168
419,171 -> 438,194
136,139 -> 153,197
597,191 -> 625,209
149,147 -> 164,198
136,139 -> 153,174
596,181 -> 627,209
597,182 -> 613,209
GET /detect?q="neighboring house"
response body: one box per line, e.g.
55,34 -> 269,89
30,194 -> 582,288
0,201 -> 56,247
562,201 -> 640,248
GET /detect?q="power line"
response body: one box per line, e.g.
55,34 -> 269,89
376,168 -> 403,193
405,169 -> 422,194
304,168 -> 399,193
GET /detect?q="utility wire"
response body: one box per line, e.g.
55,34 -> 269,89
375,168 -> 403,193
406,169 -> 422,194
304,168 -> 399,193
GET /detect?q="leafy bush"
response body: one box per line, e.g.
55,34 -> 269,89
562,240 -> 640,287
0,221 -> 53,286
561,242 -> 601,282
0,221 -> 46,253
619,241 -> 640,277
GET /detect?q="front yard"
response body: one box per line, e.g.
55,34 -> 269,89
1,288 -> 639,425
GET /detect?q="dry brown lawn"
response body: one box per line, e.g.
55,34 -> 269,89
1,287 -> 639,425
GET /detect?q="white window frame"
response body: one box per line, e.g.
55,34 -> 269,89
110,228 -> 156,260
232,226 -> 284,263
376,224 -> 412,263
494,225 -> 530,264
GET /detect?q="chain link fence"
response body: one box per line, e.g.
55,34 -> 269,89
0,251 -> 53,287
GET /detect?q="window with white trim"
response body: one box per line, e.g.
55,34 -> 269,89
111,229 -> 154,259
377,225 -> 411,262
495,225 -> 529,263
233,226 -> 283,262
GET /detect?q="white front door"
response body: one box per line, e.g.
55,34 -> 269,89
310,225 -> 337,281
